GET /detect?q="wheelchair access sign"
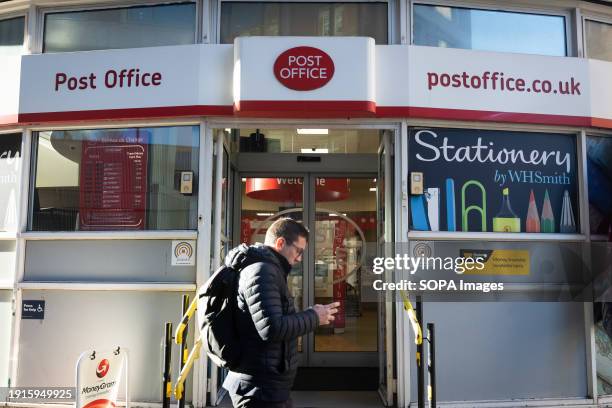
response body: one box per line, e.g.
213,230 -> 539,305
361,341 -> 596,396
22,300 -> 45,319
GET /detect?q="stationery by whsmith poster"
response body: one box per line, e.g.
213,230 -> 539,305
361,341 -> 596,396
408,128 -> 578,233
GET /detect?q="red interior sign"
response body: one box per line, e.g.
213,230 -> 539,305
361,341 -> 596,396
79,133 -> 148,230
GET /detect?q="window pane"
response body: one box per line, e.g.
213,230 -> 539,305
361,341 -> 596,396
586,19 -> 612,62
31,126 -> 199,231
0,133 -> 21,231
413,4 -> 566,56
587,135 -> 612,240
220,2 -> 388,44
0,16 -> 25,56
43,3 -> 196,53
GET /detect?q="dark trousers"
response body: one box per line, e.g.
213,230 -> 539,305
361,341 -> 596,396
229,393 -> 293,408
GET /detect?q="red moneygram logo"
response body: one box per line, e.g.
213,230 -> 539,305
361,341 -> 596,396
273,46 -> 335,91
96,359 -> 110,378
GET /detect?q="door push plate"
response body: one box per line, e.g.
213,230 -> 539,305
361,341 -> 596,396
410,172 -> 424,195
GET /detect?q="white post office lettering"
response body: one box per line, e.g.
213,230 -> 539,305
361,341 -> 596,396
280,55 -> 328,80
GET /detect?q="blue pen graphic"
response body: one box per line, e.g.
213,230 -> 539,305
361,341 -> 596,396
446,178 -> 456,231
410,195 -> 430,231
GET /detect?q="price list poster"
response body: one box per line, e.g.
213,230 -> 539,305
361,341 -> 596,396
79,130 -> 148,230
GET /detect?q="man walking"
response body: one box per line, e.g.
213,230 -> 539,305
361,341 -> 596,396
222,217 -> 339,408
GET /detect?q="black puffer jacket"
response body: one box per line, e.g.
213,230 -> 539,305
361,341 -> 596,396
222,243 -> 319,402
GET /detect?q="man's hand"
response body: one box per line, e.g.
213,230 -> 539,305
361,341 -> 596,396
312,302 -> 341,325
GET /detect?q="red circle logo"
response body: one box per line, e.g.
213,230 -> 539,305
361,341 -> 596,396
96,359 -> 110,378
273,46 -> 335,91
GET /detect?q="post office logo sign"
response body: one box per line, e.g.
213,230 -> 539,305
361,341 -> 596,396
273,46 -> 335,91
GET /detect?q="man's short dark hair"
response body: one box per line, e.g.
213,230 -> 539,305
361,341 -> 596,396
265,217 -> 309,245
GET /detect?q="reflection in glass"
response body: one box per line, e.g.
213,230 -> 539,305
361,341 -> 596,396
413,4 -> 566,56
240,177 -> 305,350
587,135 -> 612,241
31,126 -> 199,231
43,3 -> 196,53
585,19 -> 612,62
221,2 -> 388,44
591,137 -> 612,396
236,128 -> 380,154
0,133 -> 21,231
0,16 -> 25,56
314,178 -> 378,352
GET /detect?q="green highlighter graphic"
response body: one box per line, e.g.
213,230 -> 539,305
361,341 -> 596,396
493,188 -> 521,232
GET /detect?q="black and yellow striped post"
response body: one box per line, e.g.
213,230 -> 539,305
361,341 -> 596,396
162,322 -> 173,408
416,298 -> 424,408
427,323 -> 436,408
400,290 -> 424,408
178,295 -> 189,408
174,296 -> 199,401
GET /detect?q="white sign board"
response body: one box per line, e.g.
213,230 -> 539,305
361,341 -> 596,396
18,45 -> 233,121
233,37 -> 376,115
2,40 -> 611,128
76,347 -> 128,408
0,56 -> 21,125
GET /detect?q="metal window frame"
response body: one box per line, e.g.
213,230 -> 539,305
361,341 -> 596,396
214,0 -> 396,45
408,0 -> 575,57
581,13 -> 612,59
8,127 -> 31,390
403,120 -> 588,241
35,0 -> 202,54
27,121 -> 202,235
582,130 -> 612,402
193,121 -> 213,408
17,282 -> 197,290
215,121 -> 400,402
396,120 -> 409,407
0,11 -> 28,54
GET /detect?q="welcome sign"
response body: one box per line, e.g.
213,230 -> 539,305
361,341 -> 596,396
408,128 -> 578,233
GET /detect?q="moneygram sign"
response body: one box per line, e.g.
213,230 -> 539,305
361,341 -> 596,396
76,348 -> 127,408
273,46 -> 335,91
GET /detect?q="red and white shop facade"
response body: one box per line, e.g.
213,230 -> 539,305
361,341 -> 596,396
2,36 -> 611,127
2,36 -> 612,408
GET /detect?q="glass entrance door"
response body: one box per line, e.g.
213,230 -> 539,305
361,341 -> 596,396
308,176 -> 378,367
239,174 -> 378,367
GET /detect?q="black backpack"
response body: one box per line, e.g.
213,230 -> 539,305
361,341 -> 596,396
198,264 -> 242,369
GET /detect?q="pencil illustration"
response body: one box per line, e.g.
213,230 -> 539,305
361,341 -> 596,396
541,189 -> 555,233
526,189 -> 540,233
